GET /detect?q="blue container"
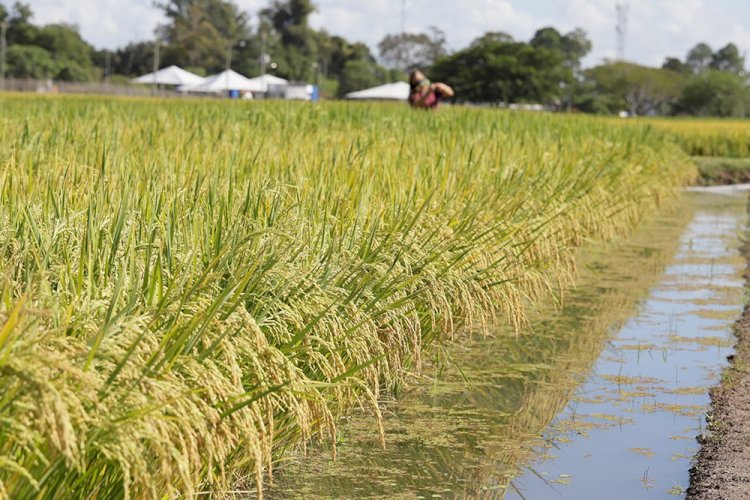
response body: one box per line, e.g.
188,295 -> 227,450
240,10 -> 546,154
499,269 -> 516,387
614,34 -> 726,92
229,89 -> 240,99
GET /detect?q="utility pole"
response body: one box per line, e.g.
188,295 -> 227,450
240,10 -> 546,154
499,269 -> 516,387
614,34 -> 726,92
400,0 -> 406,34
259,28 -> 267,76
152,32 -> 160,94
227,39 -> 245,70
1,21 -> 7,92
616,3 -> 629,61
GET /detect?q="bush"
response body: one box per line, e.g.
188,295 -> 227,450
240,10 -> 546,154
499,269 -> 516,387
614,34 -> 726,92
7,45 -> 57,79
676,71 -> 750,117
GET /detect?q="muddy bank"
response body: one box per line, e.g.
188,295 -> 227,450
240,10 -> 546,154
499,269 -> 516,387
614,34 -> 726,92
695,156 -> 750,186
688,218 -> 750,499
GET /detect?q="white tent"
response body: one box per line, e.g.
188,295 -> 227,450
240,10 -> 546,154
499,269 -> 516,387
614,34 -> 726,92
179,69 -> 259,93
132,66 -> 205,87
345,81 -> 410,101
245,74 -> 289,93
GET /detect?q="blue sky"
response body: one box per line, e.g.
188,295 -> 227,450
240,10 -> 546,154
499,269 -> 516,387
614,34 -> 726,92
19,0 -> 750,68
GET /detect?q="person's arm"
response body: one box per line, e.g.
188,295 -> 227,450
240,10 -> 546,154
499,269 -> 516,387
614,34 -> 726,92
432,82 -> 454,98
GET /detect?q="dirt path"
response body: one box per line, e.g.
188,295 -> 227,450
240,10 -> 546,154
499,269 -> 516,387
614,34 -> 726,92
688,235 -> 750,499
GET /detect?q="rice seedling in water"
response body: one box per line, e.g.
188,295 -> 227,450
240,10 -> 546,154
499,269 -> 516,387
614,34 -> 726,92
0,95 -> 693,498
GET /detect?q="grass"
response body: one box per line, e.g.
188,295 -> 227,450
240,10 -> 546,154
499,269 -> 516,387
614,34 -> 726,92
0,95 -> 693,498
692,156 -> 750,186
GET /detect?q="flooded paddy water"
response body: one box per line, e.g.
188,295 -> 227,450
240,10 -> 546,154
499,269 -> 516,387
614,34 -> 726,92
270,192 -> 747,499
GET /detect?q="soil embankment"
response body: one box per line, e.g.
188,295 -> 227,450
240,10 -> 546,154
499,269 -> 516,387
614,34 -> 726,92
695,156 -> 750,186
688,230 -> 750,499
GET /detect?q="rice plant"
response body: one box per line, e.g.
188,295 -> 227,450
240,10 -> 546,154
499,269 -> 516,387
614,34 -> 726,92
625,117 -> 750,158
0,95 -> 693,498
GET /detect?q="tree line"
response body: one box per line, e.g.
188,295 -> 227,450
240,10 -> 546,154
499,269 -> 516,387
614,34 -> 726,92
0,0 -> 405,97
1,0 -> 748,115
577,42 -> 748,117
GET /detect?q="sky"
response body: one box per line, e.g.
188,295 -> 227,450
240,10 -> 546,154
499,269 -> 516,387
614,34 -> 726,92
18,0 -> 750,68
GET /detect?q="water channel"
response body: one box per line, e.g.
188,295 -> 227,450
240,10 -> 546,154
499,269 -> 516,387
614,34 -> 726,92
270,191 -> 748,499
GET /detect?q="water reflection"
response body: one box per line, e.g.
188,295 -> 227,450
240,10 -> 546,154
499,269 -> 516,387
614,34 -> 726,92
510,193 -> 746,499
270,193 -> 746,499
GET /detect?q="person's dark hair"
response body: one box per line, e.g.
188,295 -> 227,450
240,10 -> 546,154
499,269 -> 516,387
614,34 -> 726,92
409,70 -> 426,89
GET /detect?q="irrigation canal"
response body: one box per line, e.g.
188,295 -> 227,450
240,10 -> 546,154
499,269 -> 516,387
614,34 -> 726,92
270,191 -> 747,499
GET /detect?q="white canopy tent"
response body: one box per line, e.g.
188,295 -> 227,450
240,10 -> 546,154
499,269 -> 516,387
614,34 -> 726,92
345,81 -> 410,101
179,69 -> 259,93
132,66 -> 205,87
179,70 -> 290,94
245,74 -> 289,93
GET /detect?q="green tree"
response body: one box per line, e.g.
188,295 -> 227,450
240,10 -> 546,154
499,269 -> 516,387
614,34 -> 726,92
261,0 -> 315,47
579,62 -> 686,115
36,23 -> 95,80
530,27 -> 591,109
431,32 -> 568,104
108,42 -> 155,77
317,35 -> 370,78
36,24 -> 92,65
56,61 -> 94,81
225,38 -> 258,76
561,28 -> 592,66
686,42 -> 713,74
377,26 -> 448,72
662,57 -> 690,74
676,70 -> 750,117
6,44 -> 56,78
530,26 -> 591,73
315,36 -> 388,96
0,2 -> 96,81
470,32 -> 514,46
338,58 -> 386,95
259,0 -> 318,80
6,2 -> 38,45
159,0 -> 250,72
710,43 -> 745,75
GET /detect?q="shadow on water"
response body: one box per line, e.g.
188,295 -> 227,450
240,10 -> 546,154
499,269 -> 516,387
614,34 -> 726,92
268,192 -> 747,499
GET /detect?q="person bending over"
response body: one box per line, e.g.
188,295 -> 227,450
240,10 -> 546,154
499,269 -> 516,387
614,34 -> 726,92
408,70 -> 454,109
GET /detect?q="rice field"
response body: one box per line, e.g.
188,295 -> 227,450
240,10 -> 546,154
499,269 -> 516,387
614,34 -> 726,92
271,197 -> 695,497
634,118 -> 750,158
0,95 -> 693,498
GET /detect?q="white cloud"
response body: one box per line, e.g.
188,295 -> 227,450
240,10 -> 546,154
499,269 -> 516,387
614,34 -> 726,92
27,0 -> 165,48
309,0 -> 405,47
446,0 -> 538,48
